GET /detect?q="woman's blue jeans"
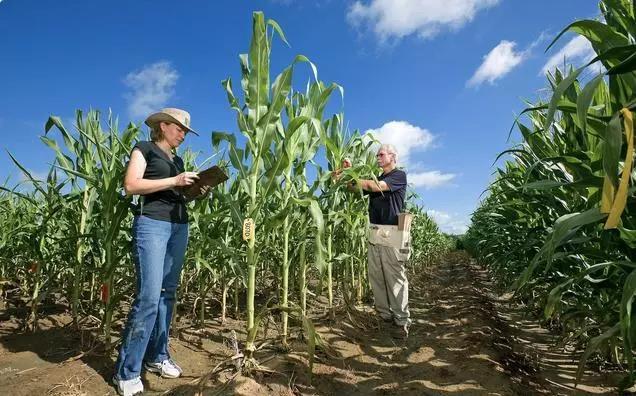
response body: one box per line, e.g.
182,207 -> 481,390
114,215 -> 189,380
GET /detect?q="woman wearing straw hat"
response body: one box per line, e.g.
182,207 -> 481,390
113,108 -> 204,396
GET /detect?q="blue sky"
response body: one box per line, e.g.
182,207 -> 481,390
0,0 -> 600,234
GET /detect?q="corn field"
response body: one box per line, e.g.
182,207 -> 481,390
0,11 -> 453,373
465,0 -> 636,389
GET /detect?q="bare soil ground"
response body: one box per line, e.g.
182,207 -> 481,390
0,252 -> 626,395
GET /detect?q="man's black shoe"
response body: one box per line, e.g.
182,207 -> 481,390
391,324 -> 409,339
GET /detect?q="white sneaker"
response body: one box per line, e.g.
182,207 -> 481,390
113,376 -> 143,396
144,358 -> 183,378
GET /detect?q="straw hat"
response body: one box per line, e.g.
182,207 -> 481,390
144,108 -> 199,136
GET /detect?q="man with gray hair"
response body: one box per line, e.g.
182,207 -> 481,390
339,143 -> 411,338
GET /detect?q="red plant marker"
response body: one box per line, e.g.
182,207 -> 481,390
101,283 -> 109,303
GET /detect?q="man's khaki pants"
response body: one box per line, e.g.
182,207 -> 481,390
367,243 -> 411,326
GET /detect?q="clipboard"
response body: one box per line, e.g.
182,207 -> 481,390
182,165 -> 229,200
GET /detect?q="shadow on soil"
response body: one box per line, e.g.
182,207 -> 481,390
0,251 -> 624,395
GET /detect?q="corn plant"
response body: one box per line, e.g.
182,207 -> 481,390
467,0 -> 636,388
44,110 -> 139,348
1,162 -> 72,331
212,11 -> 330,360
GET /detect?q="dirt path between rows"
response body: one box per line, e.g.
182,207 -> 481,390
0,252 -> 623,395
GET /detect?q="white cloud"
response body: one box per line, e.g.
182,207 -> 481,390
363,120 -> 456,189
427,209 -> 469,234
468,40 -> 526,87
347,0 -> 500,42
124,61 -> 179,120
410,170 -> 456,189
541,35 -> 596,75
364,120 -> 434,165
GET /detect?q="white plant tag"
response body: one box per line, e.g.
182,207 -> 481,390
243,218 -> 255,241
